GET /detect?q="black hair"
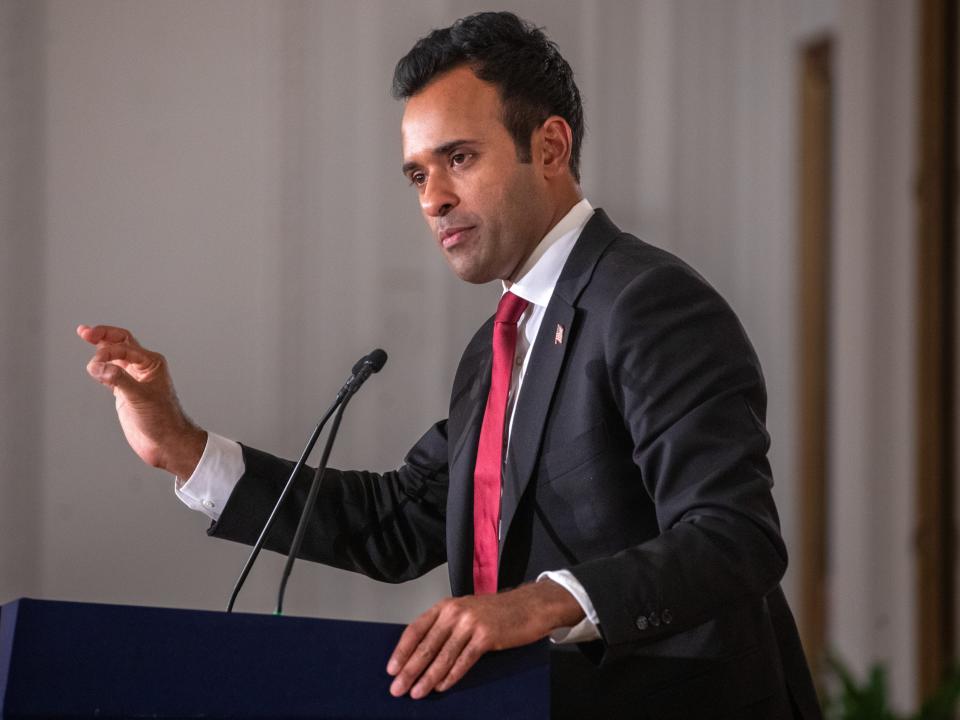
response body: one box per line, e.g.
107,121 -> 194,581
392,11 -> 584,182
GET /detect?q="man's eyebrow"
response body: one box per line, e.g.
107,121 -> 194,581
401,138 -> 480,176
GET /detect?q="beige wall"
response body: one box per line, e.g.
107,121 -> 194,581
0,0 -> 921,709
829,0 -> 918,708
0,0 -> 46,602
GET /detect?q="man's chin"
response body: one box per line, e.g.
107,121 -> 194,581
446,259 -> 499,285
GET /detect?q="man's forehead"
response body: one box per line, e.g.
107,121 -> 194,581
400,67 -> 503,156
406,65 -> 500,108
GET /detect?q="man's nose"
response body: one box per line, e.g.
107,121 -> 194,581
420,175 -> 458,217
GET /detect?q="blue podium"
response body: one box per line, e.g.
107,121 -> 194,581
0,597 -> 549,719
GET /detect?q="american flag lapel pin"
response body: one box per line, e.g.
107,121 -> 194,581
554,323 -> 565,345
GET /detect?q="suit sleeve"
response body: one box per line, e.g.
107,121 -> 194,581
569,261 -> 788,662
207,420 -> 450,583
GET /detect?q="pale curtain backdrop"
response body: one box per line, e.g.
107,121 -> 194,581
0,0 -> 918,709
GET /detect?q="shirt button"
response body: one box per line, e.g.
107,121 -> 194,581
635,616 -> 648,631
649,612 -> 660,628
662,609 -> 673,625
515,356 -> 523,367
202,499 -> 216,510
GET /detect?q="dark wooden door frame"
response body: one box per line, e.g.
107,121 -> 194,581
915,0 -> 957,700
797,37 -> 833,681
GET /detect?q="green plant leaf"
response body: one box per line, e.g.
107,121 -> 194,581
825,655 -> 899,720
914,666 -> 960,720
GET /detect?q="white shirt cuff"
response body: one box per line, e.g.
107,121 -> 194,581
537,569 -> 602,644
174,432 -> 245,521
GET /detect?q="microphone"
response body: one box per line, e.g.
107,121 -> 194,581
353,348 -> 388,374
225,349 -> 388,613
325,349 -> 388,407
348,348 -> 387,391
274,349 -> 387,614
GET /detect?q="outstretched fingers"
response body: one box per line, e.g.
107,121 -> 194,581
90,342 -> 152,369
77,324 -> 143,349
86,337 -> 165,392
86,357 -> 139,394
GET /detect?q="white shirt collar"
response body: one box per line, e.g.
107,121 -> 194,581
503,198 -> 594,308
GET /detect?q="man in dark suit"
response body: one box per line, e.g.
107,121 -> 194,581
79,11 -> 821,719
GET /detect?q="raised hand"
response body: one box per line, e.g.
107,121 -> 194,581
78,324 -> 206,479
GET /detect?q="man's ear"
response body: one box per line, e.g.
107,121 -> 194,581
537,116 -> 574,178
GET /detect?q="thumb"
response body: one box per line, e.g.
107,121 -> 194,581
88,361 -> 143,397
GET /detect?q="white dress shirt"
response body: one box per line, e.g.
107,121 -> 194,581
177,198 -> 601,642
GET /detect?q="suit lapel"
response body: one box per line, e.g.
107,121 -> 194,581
498,299 -> 575,564
497,209 -> 622,569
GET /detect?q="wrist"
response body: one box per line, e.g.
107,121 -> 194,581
532,578 -> 586,632
161,422 -> 207,479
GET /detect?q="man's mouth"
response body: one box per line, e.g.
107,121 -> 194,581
439,226 -> 475,249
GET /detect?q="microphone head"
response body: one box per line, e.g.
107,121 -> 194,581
352,348 -> 388,376
367,348 -> 388,373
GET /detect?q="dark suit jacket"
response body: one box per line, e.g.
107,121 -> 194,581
210,210 -> 822,719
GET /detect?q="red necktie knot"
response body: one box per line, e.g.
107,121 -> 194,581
495,291 -> 529,325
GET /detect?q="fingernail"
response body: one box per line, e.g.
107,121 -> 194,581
386,659 -> 398,675
389,679 -> 403,697
410,685 -> 424,700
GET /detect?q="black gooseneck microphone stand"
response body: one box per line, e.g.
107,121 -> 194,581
225,350 -> 386,614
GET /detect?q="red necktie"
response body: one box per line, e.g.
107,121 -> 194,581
473,291 -> 529,595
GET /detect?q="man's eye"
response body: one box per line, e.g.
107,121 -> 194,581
410,172 -> 426,186
451,153 -> 470,166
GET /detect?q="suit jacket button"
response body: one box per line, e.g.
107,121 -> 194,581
649,612 -> 660,628
662,609 -> 673,625
635,616 -> 648,631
